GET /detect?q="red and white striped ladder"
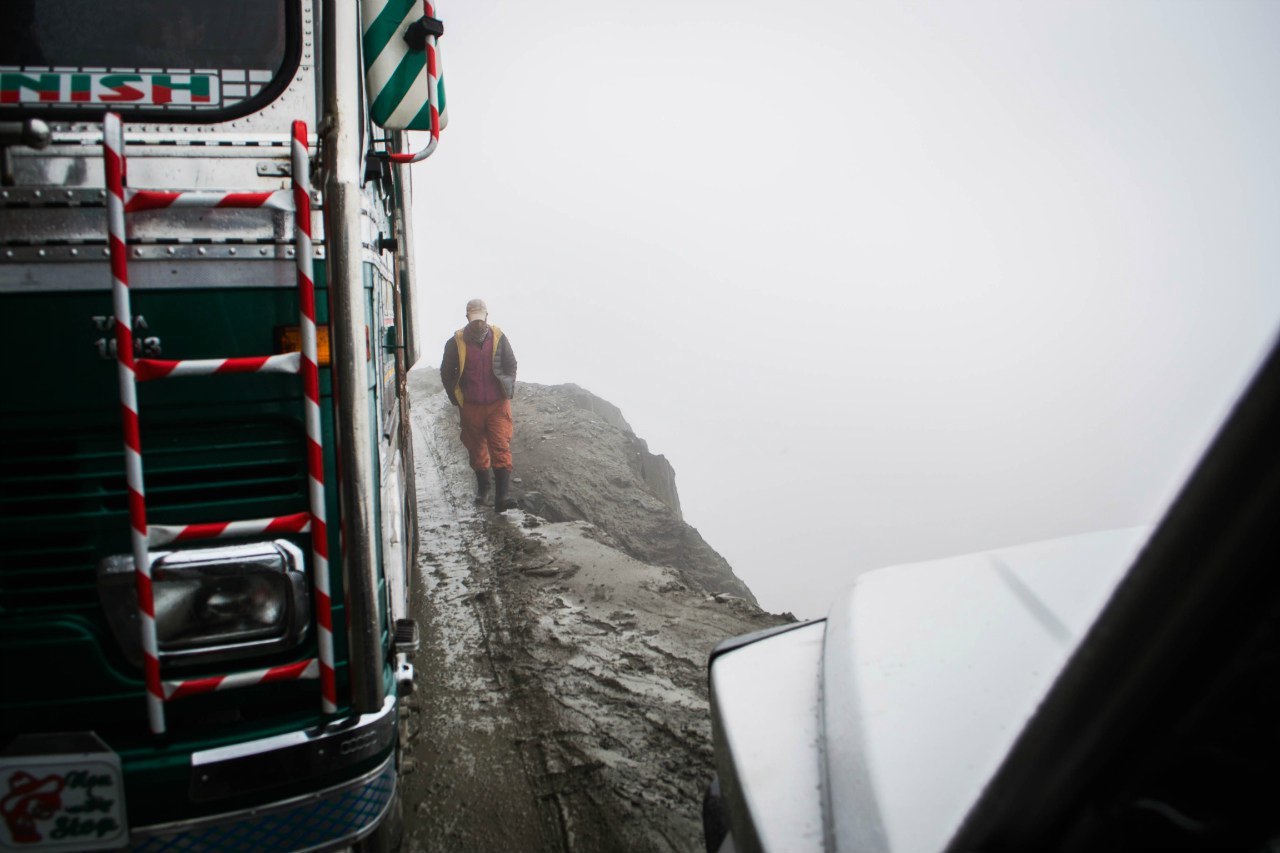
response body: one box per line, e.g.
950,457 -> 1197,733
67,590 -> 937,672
102,113 -> 337,735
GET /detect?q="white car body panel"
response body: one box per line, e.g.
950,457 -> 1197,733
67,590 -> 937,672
709,527 -> 1152,853
710,622 -> 827,853
822,527 -> 1150,853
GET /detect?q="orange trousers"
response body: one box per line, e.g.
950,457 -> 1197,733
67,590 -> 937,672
459,399 -> 513,471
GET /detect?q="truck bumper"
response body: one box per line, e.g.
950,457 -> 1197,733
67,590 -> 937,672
131,696 -> 399,852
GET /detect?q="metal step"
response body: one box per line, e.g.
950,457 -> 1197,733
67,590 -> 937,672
393,618 -> 419,654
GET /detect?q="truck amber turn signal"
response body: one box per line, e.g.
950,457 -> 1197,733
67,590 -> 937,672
276,324 -> 331,366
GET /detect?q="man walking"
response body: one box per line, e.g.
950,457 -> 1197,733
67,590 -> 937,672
440,298 -> 519,512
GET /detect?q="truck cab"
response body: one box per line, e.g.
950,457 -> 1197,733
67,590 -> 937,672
1,1 -> 426,848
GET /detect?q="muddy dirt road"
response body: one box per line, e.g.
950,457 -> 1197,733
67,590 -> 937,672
399,371 -> 787,853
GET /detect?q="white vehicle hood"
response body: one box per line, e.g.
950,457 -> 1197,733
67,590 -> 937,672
821,527 -> 1150,853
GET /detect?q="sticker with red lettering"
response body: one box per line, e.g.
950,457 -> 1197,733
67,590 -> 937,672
0,748 -> 127,852
0,69 -> 265,109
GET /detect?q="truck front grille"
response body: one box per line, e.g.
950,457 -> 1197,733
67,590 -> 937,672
0,419 -> 307,614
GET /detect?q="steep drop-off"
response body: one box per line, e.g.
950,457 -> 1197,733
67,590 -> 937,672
400,370 -> 790,853
509,382 -> 756,605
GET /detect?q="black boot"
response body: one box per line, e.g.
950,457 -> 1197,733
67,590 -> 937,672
494,469 -> 517,512
474,468 -> 491,505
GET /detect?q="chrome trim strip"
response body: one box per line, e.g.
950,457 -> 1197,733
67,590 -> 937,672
322,0 -> 386,715
2,246 -> 324,262
390,133 -> 419,368
133,753 -> 395,853
0,259 -> 306,291
36,132 -> 309,148
189,695 -> 397,802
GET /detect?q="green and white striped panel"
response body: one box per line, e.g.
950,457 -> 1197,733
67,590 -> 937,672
362,0 -> 448,131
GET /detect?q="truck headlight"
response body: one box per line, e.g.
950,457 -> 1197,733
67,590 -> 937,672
97,540 -> 310,669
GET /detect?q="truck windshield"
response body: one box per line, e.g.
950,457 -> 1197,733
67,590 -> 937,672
0,0 -> 294,120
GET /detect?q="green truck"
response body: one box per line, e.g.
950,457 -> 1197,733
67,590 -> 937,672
0,1 -> 440,848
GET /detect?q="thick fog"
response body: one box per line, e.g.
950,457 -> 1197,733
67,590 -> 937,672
410,1 -> 1280,619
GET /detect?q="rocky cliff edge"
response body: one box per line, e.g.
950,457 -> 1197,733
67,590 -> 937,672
401,369 -> 791,853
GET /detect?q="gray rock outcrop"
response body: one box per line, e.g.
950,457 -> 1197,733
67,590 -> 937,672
402,369 -> 791,853
511,382 -> 753,604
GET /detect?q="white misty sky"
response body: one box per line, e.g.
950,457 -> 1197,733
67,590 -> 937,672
410,1 -> 1280,619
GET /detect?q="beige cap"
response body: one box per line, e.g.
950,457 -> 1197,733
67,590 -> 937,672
465,298 -> 488,321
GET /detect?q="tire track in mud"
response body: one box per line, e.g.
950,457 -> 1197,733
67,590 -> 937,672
400,371 -> 790,853
402,374 -> 617,853
401,382 -> 555,853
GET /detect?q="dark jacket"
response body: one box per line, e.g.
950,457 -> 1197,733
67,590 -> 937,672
440,325 -> 517,406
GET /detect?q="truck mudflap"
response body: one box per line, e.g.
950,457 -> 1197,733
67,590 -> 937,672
130,695 -> 399,852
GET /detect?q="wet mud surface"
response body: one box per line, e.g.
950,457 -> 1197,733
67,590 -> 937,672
400,371 -> 788,853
